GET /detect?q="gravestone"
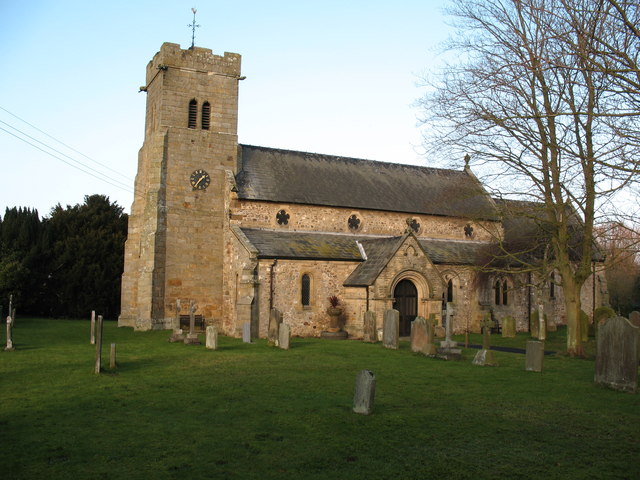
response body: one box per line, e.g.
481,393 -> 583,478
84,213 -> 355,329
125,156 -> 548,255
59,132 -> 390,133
169,299 -> 185,342
242,321 -> 252,343
110,343 -> 117,369
184,300 -> 201,345
383,309 -> 399,350
410,316 -> 429,354
473,315 -> 498,366
422,315 -> 438,356
525,340 -> 544,372
4,316 -> 14,351
594,316 -> 638,393
363,311 -> 377,343
205,325 -> 218,350
501,316 -> 516,338
90,310 -> 96,345
353,370 -> 376,415
268,308 -> 283,346
278,323 -> 291,350
94,315 -> 104,374
440,303 -> 457,348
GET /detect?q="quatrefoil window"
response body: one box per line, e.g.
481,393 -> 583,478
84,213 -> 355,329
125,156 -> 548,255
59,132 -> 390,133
348,214 -> 361,231
464,223 -> 474,237
409,218 -> 420,233
276,209 -> 290,225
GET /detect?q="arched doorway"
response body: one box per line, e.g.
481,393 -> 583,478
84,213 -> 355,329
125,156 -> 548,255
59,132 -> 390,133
393,279 -> 418,336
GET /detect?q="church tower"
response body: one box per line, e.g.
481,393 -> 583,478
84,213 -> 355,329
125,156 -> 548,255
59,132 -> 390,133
119,43 -> 242,330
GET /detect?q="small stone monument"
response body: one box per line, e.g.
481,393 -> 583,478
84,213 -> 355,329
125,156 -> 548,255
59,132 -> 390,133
525,340 -> 544,372
383,309 -> 399,350
440,303 -> 457,348
90,310 -> 96,345
169,299 -> 185,342
410,316 -> 429,354
268,308 -> 283,346
363,311 -> 377,343
242,321 -> 252,343
473,315 -> 498,366
594,316 -> 638,393
110,343 -> 117,369
4,316 -> 15,351
278,323 -> 291,350
94,315 -> 104,374
501,316 -> 516,338
184,300 -> 201,345
353,370 -> 376,415
422,314 -> 438,356
205,325 -> 218,350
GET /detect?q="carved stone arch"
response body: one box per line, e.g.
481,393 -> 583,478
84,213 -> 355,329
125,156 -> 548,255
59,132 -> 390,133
389,270 -> 433,330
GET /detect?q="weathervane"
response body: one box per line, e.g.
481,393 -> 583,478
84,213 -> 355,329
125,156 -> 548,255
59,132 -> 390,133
188,7 -> 200,49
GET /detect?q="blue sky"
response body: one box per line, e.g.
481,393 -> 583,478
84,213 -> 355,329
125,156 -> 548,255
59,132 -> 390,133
0,1 -> 452,216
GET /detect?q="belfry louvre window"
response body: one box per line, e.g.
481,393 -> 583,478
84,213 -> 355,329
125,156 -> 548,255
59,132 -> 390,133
202,101 -> 211,130
188,99 -> 198,128
301,274 -> 311,307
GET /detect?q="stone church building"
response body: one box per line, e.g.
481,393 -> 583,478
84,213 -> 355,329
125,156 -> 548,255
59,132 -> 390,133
118,42 -> 607,338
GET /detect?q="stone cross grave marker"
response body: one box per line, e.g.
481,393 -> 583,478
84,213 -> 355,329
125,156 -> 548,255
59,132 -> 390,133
94,315 -> 104,374
4,316 -> 15,351
353,370 -> 376,415
410,316 -> 429,354
594,316 -> 638,393
440,302 -> 457,348
525,340 -> 544,372
242,321 -> 252,343
169,299 -> 185,342
205,325 -> 218,350
268,308 -> 283,346
184,300 -> 201,345
90,310 -> 96,345
473,315 -> 498,366
363,311 -> 377,343
278,323 -> 291,350
383,309 -> 399,350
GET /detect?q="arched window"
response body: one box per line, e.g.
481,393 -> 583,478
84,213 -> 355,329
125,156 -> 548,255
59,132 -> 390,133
502,280 -> 508,305
301,274 -> 311,307
447,279 -> 454,303
201,101 -> 210,130
494,280 -> 502,305
549,273 -> 555,299
188,99 -> 198,129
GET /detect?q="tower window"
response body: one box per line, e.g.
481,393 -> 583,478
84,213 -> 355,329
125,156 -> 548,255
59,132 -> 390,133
301,274 -> 311,307
202,101 -> 210,130
188,99 -> 198,129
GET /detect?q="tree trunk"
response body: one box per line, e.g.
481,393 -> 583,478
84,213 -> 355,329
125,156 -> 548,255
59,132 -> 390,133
562,274 -> 585,357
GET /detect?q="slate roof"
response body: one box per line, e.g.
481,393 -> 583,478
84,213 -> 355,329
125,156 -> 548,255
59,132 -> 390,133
236,145 -> 499,221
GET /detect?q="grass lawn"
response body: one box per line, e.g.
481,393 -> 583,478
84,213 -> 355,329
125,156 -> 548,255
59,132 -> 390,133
1,318 -> 638,479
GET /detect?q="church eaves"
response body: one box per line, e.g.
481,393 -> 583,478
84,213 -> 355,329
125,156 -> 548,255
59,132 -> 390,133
235,145 -> 500,221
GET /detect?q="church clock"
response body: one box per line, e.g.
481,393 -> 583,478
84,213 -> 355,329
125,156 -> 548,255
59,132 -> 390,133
190,169 -> 210,190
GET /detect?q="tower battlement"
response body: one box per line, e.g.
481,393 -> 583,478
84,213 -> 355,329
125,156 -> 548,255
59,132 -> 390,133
147,42 -> 241,82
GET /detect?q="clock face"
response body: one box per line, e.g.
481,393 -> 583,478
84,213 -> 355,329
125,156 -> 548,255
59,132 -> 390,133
190,169 -> 210,190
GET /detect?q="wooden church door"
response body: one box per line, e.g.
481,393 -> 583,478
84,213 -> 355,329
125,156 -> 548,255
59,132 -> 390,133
393,279 -> 418,336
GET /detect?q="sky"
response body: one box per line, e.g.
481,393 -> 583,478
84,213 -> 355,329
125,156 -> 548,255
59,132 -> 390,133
0,0 -> 453,217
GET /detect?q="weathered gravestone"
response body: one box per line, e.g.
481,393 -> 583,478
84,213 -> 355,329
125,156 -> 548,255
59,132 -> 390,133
184,300 -> 201,345
501,316 -> 516,338
90,310 -> 96,345
94,315 -> 104,374
525,340 -> 544,372
440,303 -> 457,348
473,315 -> 498,366
422,315 -> 438,356
363,311 -> 377,343
410,316 -> 429,354
353,370 -> 376,415
594,316 -> 638,393
278,323 -> 291,350
205,325 -> 218,350
242,321 -> 252,343
169,299 -> 185,343
110,343 -> 117,370
268,308 -> 283,346
383,309 -> 399,350
4,316 -> 15,351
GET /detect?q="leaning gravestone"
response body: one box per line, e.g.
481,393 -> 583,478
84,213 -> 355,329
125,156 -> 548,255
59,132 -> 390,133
473,315 -> 498,366
594,316 -> 638,393
268,308 -> 283,346
383,309 -> 399,350
353,370 -> 376,415
525,340 -> 544,372
501,316 -> 516,338
242,321 -> 252,343
4,316 -> 15,351
205,325 -> 218,350
363,311 -> 377,343
410,316 -> 429,354
278,323 -> 291,350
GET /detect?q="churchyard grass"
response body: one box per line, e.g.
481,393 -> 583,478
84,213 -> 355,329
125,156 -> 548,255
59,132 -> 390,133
1,318 -> 638,479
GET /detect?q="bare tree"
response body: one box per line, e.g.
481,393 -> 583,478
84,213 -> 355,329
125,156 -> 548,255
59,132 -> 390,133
419,0 -> 640,355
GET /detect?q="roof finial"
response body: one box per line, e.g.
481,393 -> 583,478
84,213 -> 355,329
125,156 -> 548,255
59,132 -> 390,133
188,8 -> 200,49
464,154 -> 471,168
